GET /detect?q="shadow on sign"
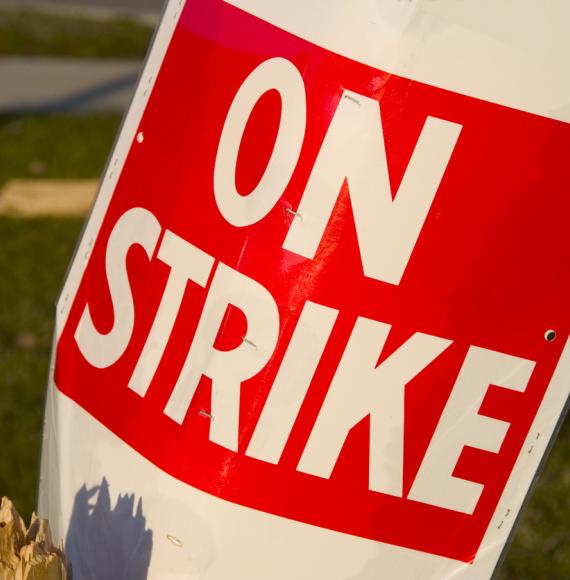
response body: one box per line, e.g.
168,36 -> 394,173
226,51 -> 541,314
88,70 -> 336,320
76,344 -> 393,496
65,477 -> 153,580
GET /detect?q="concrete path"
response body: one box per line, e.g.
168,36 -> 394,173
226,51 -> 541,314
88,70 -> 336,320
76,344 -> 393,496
0,57 -> 143,114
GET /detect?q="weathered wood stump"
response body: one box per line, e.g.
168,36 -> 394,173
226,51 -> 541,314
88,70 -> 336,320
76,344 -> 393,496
0,498 -> 68,580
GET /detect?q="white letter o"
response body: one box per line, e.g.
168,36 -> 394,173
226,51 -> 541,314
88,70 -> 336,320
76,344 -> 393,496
214,57 -> 306,226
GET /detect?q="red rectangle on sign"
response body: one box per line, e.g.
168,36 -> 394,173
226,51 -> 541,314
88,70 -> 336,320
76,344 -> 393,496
55,0 -> 570,563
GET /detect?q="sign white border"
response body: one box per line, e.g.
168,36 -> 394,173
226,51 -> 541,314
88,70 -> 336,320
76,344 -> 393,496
227,0 -> 570,123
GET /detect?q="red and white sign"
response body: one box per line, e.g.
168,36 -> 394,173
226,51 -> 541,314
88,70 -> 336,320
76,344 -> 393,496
41,0 -> 570,578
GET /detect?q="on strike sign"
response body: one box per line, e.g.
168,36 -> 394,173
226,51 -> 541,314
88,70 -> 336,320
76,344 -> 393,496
42,0 -> 570,577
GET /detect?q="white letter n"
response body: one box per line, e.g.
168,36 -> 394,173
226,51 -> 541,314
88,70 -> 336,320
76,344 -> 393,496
283,90 -> 462,286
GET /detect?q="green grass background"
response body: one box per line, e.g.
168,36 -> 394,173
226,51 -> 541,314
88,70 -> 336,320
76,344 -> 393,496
0,114 -> 120,518
0,10 -> 567,580
0,10 -> 153,59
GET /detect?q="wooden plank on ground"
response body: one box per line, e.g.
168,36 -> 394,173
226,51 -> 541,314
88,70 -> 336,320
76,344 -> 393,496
0,180 -> 98,217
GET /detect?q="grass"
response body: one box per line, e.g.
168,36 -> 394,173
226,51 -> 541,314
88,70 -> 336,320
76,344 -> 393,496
0,10 -> 154,59
0,115 -> 567,578
0,216 -> 84,519
0,113 -> 120,518
0,115 -> 122,187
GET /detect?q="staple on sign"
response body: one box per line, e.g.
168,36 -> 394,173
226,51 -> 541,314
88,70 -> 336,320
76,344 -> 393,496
166,534 -> 183,547
198,410 -> 214,420
343,93 -> 360,106
527,445 -> 534,454
285,207 -> 303,220
242,336 -> 258,350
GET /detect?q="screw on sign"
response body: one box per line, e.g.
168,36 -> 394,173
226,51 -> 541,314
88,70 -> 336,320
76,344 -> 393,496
40,1 -> 570,579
